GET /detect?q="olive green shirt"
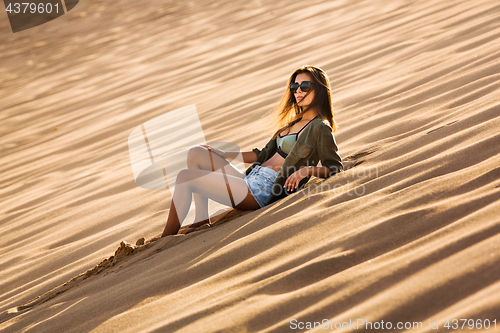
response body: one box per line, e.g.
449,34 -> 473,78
245,117 -> 343,206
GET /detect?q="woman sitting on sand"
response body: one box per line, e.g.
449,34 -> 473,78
161,65 -> 343,237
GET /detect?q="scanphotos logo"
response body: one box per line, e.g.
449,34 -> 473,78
128,105 -> 371,225
128,105 -> 246,226
290,319 -> 423,330
246,163 -> 377,199
3,0 -> 79,32
128,105 -> 241,192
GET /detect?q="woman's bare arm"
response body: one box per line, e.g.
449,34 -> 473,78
224,151 -> 258,163
200,145 -> 258,163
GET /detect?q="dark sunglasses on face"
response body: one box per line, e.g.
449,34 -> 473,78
289,81 -> 313,94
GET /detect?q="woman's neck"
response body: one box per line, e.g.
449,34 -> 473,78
300,108 -> 318,121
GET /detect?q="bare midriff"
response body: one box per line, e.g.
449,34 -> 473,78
261,152 -> 285,173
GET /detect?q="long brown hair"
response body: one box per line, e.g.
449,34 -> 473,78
266,65 -> 336,139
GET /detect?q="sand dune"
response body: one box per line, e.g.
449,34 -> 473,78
1,0 -> 499,331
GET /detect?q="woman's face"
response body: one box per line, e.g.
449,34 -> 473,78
294,73 -> 315,108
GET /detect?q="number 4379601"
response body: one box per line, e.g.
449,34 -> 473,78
444,319 -> 496,330
6,3 -> 60,14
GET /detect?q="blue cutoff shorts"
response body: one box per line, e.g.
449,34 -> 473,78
244,165 -> 279,208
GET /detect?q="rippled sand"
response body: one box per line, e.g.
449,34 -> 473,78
1,0 -> 499,331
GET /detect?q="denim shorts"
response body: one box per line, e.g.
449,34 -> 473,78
244,165 -> 279,208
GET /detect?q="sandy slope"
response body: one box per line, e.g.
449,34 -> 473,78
1,0 -> 499,331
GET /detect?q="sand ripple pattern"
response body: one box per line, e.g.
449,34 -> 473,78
1,0 -> 499,331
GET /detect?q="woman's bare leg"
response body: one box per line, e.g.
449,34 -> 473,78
161,169 -> 259,237
186,146 -> 244,224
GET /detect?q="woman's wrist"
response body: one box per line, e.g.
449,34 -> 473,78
305,166 -> 314,176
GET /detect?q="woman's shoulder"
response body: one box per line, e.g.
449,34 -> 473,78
296,117 -> 332,145
311,117 -> 333,131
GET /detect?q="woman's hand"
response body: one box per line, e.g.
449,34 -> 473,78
284,167 -> 311,192
200,145 -> 226,158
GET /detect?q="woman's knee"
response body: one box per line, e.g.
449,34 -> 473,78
186,146 -> 206,168
176,168 -> 210,188
175,169 -> 192,185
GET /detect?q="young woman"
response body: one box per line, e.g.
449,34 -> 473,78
161,65 -> 343,237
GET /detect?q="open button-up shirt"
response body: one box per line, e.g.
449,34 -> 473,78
245,117 -> 343,206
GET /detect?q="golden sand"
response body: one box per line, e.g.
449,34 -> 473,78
1,0 -> 499,331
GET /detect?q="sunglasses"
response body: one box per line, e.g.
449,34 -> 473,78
289,81 -> 313,94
